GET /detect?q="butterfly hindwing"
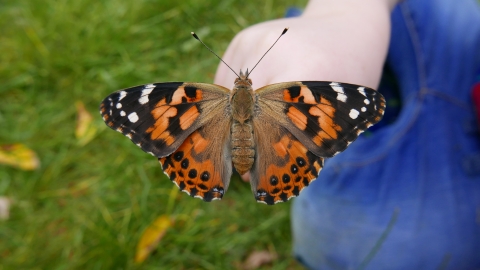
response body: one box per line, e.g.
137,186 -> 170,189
100,82 -> 230,157
255,81 -> 386,157
250,120 -> 324,205
159,123 -> 233,202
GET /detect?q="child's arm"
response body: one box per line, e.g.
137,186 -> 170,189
214,0 -> 399,181
214,0 -> 398,89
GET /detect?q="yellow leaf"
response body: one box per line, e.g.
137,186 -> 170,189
0,144 -> 40,170
75,101 -> 97,145
135,215 -> 173,263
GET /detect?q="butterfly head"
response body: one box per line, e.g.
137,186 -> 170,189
235,69 -> 253,87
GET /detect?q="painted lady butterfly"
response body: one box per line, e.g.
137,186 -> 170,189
100,29 -> 385,205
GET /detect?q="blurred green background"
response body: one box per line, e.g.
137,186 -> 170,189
0,0 -> 309,269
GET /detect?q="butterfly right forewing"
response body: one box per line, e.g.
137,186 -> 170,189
255,81 -> 386,157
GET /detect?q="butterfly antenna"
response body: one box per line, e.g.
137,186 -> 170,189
246,27 -> 288,77
191,32 -> 240,78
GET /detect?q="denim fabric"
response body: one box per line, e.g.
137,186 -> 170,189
291,0 -> 480,269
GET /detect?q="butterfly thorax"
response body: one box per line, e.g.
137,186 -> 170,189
230,74 -> 255,175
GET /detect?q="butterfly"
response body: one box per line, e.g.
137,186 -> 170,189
99,29 -> 385,205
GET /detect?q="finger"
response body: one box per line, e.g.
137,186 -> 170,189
240,171 -> 250,182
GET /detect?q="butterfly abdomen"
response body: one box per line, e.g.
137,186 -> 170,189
231,121 -> 255,175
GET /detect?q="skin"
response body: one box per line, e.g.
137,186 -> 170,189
214,0 -> 400,181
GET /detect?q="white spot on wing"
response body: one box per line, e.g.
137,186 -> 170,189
138,96 -> 149,105
116,103 -> 122,109
128,112 -> 139,123
138,85 -> 155,105
364,99 -> 370,105
361,107 -> 367,112
120,111 -> 126,116
358,87 -> 367,96
349,109 -> 359,119
118,91 -> 127,101
126,133 -> 132,139
330,82 -> 347,102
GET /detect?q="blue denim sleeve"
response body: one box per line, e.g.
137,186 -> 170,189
291,0 -> 480,269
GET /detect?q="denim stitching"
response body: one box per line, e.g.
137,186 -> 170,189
401,2 -> 428,90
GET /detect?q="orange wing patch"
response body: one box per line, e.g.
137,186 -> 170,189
286,106 -> 307,131
255,134 -> 323,205
284,89 -> 342,141
146,99 -> 178,146
171,86 -> 203,104
283,85 -> 316,103
159,130 -> 225,202
179,106 -> 200,130
284,86 -> 343,146
309,99 -> 342,143
146,85 -> 205,146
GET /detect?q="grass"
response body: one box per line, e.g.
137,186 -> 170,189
0,0 -> 308,269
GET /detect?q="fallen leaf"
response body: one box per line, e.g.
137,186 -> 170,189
135,215 -> 173,263
75,101 -> 97,145
0,144 -> 40,170
243,250 -> 277,270
0,197 -> 11,220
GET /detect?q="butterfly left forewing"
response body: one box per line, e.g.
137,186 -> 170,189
100,82 -> 230,157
